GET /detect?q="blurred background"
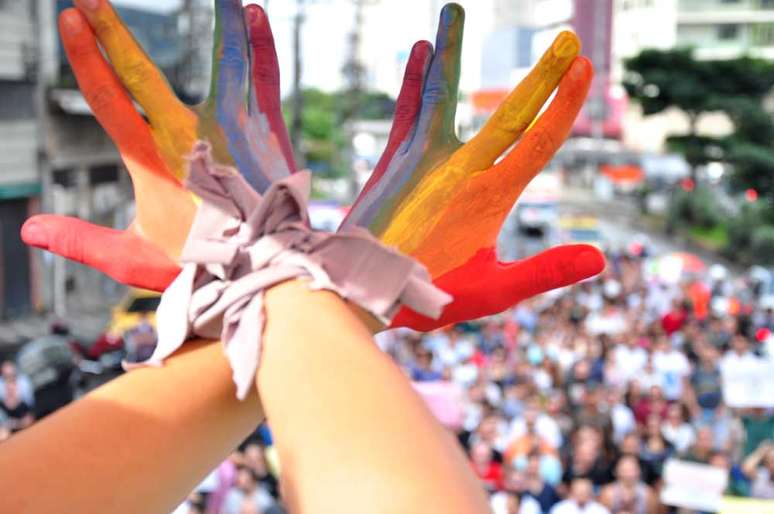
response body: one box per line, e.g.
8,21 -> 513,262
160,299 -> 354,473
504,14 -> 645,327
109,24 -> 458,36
0,1 -> 773,513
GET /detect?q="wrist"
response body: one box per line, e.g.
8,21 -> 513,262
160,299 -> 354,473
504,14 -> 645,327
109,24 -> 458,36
265,279 -> 385,333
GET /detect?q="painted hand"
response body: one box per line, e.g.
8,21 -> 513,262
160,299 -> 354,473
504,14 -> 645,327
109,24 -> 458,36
341,4 -> 606,330
21,0 -> 292,291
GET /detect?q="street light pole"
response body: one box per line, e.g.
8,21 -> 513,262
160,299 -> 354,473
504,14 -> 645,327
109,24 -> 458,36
290,0 -> 305,167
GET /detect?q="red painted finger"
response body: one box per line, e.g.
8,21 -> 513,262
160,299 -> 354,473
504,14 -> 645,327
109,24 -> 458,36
245,4 -> 296,171
391,244 -> 605,331
494,244 -> 605,304
359,40 -> 433,196
21,215 -> 180,292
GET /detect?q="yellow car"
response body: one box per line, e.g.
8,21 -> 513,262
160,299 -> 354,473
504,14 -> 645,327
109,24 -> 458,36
89,289 -> 161,359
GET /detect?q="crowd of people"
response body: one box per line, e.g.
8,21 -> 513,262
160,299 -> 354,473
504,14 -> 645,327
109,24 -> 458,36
378,248 -> 774,513
1,246 -> 773,514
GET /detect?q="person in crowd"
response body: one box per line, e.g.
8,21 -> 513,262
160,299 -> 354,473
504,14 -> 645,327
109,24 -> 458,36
742,441 -> 774,500
550,478 -> 610,514
660,403 -> 695,454
0,361 -> 34,407
0,381 -> 33,432
651,336 -> 691,402
522,451 -> 562,512
599,456 -> 657,514
740,408 -> 774,458
222,466 -> 277,514
680,425 -> 716,464
470,441 -> 504,493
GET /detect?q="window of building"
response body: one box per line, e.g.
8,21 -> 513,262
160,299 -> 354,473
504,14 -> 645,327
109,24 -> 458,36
717,24 -> 739,40
752,23 -> 774,45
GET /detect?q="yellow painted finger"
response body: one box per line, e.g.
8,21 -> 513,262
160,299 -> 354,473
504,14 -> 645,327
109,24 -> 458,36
74,0 -> 197,177
461,31 -> 580,171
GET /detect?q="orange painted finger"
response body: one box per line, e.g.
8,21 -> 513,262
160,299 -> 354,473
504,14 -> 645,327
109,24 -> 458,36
59,9 -> 164,177
494,56 -> 593,183
408,57 -> 593,277
60,8 -> 196,259
462,31 -> 580,170
72,0 -> 194,142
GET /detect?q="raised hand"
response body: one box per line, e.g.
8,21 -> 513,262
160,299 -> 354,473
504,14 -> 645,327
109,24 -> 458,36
21,0 -> 293,291
342,4 -> 605,330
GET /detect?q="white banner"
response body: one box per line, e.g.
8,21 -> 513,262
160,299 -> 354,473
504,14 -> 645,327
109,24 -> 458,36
660,459 -> 728,512
721,358 -> 774,408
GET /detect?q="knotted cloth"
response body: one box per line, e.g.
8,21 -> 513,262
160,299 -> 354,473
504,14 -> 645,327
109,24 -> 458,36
126,142 -> 452,399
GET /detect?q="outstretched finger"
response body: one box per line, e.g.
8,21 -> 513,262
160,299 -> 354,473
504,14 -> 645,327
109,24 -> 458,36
391,244 -> 605,331
245,4 -> 296,170
59,9 -> 169,180
72,0 -> 194,151
210,0 -> 249,116
410,3 -> 464,148
495,244 -> 605,306
493,56 -> 593,187
359,40 -> 433,197
21,216 -> 181,292
463,31 -> 580,170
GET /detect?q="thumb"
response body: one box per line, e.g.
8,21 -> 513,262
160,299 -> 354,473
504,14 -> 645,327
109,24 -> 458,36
496,244 -> 605,302
22,215 -> 180,292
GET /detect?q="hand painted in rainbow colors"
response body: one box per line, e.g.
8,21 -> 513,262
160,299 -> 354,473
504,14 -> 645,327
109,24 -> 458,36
21,0 -> 294,290
342,4 -> 606,330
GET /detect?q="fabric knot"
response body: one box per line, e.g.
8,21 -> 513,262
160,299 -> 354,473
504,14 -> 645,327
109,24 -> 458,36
125,141 -> 452,400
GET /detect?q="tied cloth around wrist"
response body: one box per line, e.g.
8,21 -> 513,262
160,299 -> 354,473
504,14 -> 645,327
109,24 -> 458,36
125,142 -> 452,400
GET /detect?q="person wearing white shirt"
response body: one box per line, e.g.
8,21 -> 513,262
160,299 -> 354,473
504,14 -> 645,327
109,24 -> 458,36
507,404 -> 563,449
550,479 -> 610,514
720,335 -> 760,376
652,338 -> 690,401
491,491 -> 542,514
613,337 -> 648,383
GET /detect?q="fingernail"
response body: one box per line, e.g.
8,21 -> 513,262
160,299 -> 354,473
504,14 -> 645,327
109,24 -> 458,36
568,58 -> 587,79
553,32 -> 579,58
573,249 -> 605,278
21,221 -> 49,249
246,5 -> 259,23
61,10 -> 83,34
79,0 -> 100,11
442,4 -> 461,26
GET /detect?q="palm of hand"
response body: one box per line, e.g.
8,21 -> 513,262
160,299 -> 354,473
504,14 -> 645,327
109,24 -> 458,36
343,4 -> 603,329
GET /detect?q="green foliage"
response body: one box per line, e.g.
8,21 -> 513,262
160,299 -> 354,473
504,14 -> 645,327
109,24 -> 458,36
750,225 -> 774,265
723,203 -> 774,265
667,186 -> 724,231
283,88 -> 396,178
624,48 -> 713,117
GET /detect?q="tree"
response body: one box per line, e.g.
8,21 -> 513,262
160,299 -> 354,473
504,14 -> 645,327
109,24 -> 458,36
623,48 -> 717,180
283,88 -> 396,178
625,48 -> 774,201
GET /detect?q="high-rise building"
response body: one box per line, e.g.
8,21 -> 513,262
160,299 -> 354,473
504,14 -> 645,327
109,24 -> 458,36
677,0 -> 774,60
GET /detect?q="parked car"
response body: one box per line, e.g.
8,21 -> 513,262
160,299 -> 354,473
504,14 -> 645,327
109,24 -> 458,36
84,289 -> 161,363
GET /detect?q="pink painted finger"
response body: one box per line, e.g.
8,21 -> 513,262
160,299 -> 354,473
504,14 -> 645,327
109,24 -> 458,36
21,215 -> 180,292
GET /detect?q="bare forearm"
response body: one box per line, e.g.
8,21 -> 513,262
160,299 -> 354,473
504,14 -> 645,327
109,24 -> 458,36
257,280 -> 490,514
0,340 -> 264,514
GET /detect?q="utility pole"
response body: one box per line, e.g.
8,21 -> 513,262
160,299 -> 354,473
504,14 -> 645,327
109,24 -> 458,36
290,0 -> 305,166
33,0 -> 62,315
179,0 -> 212,102
340,0 -> 372,198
